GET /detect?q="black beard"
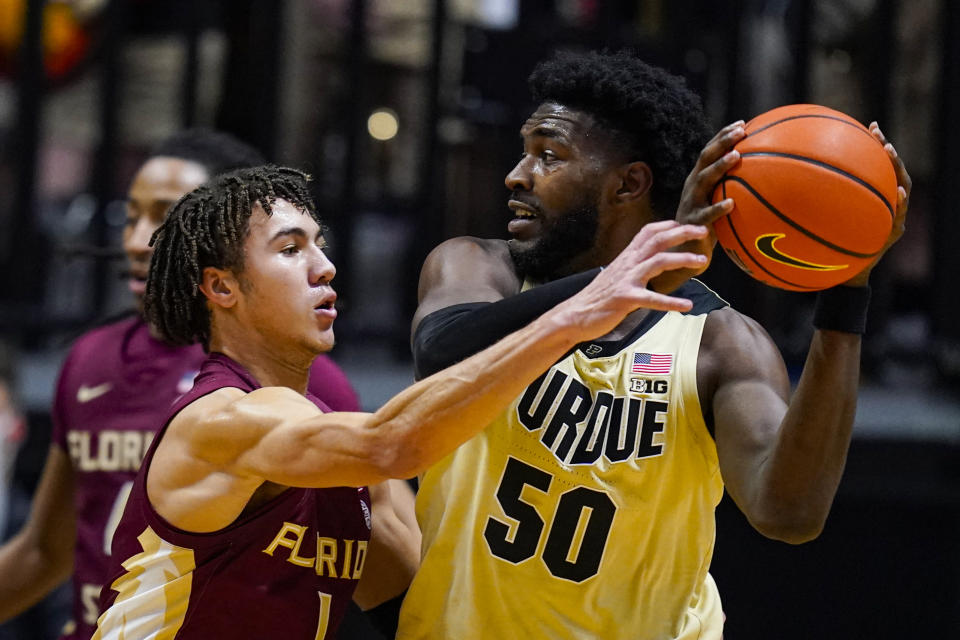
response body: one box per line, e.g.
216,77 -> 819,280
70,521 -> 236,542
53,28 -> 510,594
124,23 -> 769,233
509,203 -> 599,282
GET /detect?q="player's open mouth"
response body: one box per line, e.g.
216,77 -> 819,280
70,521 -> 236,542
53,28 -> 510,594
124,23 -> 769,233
314,295 -> 338,321
508,199 -> 538,217
507,201 -> 540,238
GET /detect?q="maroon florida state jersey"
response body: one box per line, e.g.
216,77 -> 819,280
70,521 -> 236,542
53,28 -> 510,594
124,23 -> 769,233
51,316 -> 360,640
93,352 -> 372,640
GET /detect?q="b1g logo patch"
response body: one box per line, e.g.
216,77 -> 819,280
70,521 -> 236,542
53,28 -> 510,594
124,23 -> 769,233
629,378 -> 668,395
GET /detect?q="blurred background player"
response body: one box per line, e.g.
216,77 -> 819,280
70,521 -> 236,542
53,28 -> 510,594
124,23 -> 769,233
0,129 -> 369,640
399,49 -> 911,639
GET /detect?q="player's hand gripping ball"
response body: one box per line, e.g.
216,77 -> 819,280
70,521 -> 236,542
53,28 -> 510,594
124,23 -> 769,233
712,104 -> 897,291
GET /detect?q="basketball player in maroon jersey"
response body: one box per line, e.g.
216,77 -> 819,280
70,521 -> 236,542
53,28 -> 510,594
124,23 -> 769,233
0,130 -> 371,640
90,164 -> 712,639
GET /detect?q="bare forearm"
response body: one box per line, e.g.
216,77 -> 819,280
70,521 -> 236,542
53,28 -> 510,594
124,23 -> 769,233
368,307 -> 581,479
758,330 -> 861,540
0,532 -> 72,621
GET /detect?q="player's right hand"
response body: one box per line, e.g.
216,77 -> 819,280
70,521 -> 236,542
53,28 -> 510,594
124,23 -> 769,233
649,121 -> 745,294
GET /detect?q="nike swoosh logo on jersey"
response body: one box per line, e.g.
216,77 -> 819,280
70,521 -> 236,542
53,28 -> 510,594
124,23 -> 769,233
754,234 -> 847,271
77,382 -> 113,403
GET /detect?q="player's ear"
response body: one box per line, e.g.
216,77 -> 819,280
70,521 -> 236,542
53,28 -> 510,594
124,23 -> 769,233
614,161 -> 653,203
198,266 -> 239,309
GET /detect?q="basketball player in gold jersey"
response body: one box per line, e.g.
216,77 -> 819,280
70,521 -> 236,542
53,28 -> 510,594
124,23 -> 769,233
399,50 -> 911,639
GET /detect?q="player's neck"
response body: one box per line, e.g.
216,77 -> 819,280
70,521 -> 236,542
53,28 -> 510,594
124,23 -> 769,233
208,334 -> 313,394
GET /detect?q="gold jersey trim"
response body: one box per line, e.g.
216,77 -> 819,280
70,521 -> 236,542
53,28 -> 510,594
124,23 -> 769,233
92,527 -> 195,640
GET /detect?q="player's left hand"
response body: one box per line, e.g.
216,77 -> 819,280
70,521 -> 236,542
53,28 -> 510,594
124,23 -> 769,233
843,122 -> 911,287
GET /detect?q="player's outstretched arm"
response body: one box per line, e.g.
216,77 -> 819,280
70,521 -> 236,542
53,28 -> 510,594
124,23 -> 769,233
707,129 -> 910,544
410,219 -> 716,380
411,237 -> 606,380
0,445 -> 76,621
148,223 -> 709,532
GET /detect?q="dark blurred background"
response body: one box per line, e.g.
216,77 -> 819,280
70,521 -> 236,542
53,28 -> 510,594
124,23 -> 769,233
0,1 -> 957,638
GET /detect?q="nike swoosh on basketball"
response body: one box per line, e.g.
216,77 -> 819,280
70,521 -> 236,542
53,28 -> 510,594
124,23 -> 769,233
754,234 -> 847,271
77,382 -> 113,403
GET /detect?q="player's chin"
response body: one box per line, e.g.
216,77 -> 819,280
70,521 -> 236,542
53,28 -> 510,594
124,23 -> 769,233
312,328 -> 336,353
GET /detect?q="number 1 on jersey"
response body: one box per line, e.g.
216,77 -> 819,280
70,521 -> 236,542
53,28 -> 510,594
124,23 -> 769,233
483,457 -> 616,582
315,591 -> 332,640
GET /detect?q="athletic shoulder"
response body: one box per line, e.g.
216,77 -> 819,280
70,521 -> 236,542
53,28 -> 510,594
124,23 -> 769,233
698,303 -> 786,411
425,236 -> 511,263
415,236 -> 520,324
180,386 -> 317,431
419,236 -> 514,291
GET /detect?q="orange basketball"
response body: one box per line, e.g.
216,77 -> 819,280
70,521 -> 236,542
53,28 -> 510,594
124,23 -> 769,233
712,104 -> 897,291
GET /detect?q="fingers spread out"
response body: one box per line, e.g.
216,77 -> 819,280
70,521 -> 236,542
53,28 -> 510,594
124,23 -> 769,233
697,122 -> 745,171
635,251 -> 708,283
683,123 -> 744,206
629,223 -> 708,256
869,121 -> 911,219
635,290 -> 695,313
689,197 -> 734,227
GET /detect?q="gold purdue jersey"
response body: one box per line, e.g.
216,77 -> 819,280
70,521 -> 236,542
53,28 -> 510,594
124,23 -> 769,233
398,279 -> 729,640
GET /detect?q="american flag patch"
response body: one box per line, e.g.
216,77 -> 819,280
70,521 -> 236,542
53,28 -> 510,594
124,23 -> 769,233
631,352 -> 673,375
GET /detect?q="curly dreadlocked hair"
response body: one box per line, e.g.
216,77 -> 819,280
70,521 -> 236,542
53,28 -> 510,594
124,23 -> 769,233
528,49 -> 712,219
144,165 -> 320,347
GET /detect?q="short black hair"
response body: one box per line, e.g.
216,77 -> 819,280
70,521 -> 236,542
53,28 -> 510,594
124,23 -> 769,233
148,128 -> 265,177
528,49 -> 712,218
144,165 -> 320,347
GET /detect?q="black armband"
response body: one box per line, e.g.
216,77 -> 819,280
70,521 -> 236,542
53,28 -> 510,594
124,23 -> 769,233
812,284 -> 871,334
412,267 -> 601,380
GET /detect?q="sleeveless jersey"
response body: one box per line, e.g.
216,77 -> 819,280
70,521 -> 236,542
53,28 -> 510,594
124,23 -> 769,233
50,316 -> 360,640
92,353 -> 371,640
397,279 -> 729,640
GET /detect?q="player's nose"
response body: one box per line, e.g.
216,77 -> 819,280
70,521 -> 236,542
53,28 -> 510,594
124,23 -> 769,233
309,248 -> 336,285
505,157 -> 533,192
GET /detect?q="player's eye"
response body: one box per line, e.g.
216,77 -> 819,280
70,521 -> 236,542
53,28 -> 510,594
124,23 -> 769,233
281,245 -> 299,255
